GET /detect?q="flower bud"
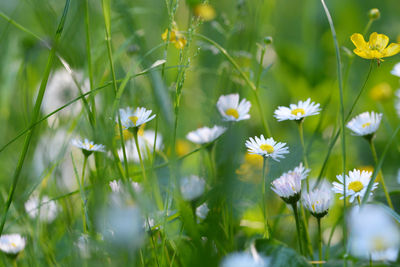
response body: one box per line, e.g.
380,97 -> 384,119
263,36 -> 273,45
368,8 -> 380,20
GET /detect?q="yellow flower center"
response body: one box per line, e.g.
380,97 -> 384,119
291,108 -> 305,116
89,144 -> 94,149
225,108 -> 239,119
11,242 -> 17,247
362,122 -> 371,128
260,144 -> 274,153
312,204 -> 316,212
372,236 -> 387,251
348,181 -> 364,192
129,116 -> 139,126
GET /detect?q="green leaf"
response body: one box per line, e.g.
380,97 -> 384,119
255,238 -> 312,267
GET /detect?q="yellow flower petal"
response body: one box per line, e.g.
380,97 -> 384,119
371,33 -> 389,51
174,38 -> 187,49
353,49 -> 373,59
382,43 -> 400,57
351,33 -> 368,50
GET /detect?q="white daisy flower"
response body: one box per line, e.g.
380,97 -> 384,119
221,252 -> 269,267
274,98 -> 321,122
196,203 -> 210,220
71,138 -> 106,154
180,175 -> 206,201
118,107 -> 156,129
216,93 -> 251,121
391,62 -> 400,77
109,179 -> 142,194
0,234 -> 26,255
332,169 -> 378,203
118,130 -> 163,163
186,125 -> 226,145
302,182 -> 333,218
349,204 -> 400,262
271,163 -> 309,203
346,111 -> 382,137
41,69 -> 90,124
245,135 -> 289,161
395,90 -> 400,118
24,194 -> 59,223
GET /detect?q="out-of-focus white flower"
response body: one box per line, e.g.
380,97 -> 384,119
186,125 -> 226,144
391,62 -> 400,77
98,203 -> 144,249
24,194 -> 59,223
216,94 -> 251,121
41,69 -> 89,123
349,204 -> 400,261
71,138 -> 105,155
332,169 -> 378,203
221,252 -> 269,267
395,90 -> 400,118
271,163 -> 309,204
117,107 -> 156,129
118,130 -> 162,163
75,234 -> 90,259
196,203 -> 210,220
109,179 -> 142,193
346,111 -> 382,137
274,98 -> 321,122
0,234 -> 26,255
245,135 -> 289,161
302,181 -> 333,218
180,175 -> 206,201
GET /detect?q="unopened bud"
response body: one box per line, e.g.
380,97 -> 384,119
368,8 -> 380,20
263,36 -> 273,45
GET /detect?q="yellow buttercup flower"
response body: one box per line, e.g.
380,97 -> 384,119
369,82 -> 392,102
351,32 -> 400,64
161,23 -> 187,50
194,4 -> 216,21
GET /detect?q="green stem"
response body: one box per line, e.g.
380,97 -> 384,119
292,203 -> 304,255
207,146 -> 216,184
298,121 -> 310,191
363,19 -> 373,36
357,196 -> 361,206
317,218 -> 323,267
133,129 -> 147,184
0,0 -> 71,236
368,139 -> 394,209
262,157 -> 270,239
81,155 -> 89,233
320,1 -> 347,263
84,0 -> 96,120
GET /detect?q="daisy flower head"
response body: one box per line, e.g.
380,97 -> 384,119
332,169 -> 378,203
186,125 -> 226,145
71,138 -> 105,156
196,203 -> 210,221
349,204 -> 400,261
180,175 -> 206,201
274,98 -> 321,122
302,183 -> 333,218
118,107 -> 156,130
271,163 -> 309,204
391,62 -> 400,77
221,252 -> 269,267
245,135 -> 289,161
216,93 -> 251,122
0,234 -> 26,255
346,111 -> 382,137
25,194 -> 60,223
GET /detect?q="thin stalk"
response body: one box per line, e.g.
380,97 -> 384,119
317,218 -> 323,267
0,0 -> 71,236
292,203 -> 304,255
298,121 -> 309,191
368,139 -> 394,209
84,0 -> 96,119
320,1 -> 347,263
262,157 -> 270,239
207,146 -> 216,184
133,129 -> 148,184
357,196 -> 361,206
81,155 -> 89,233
